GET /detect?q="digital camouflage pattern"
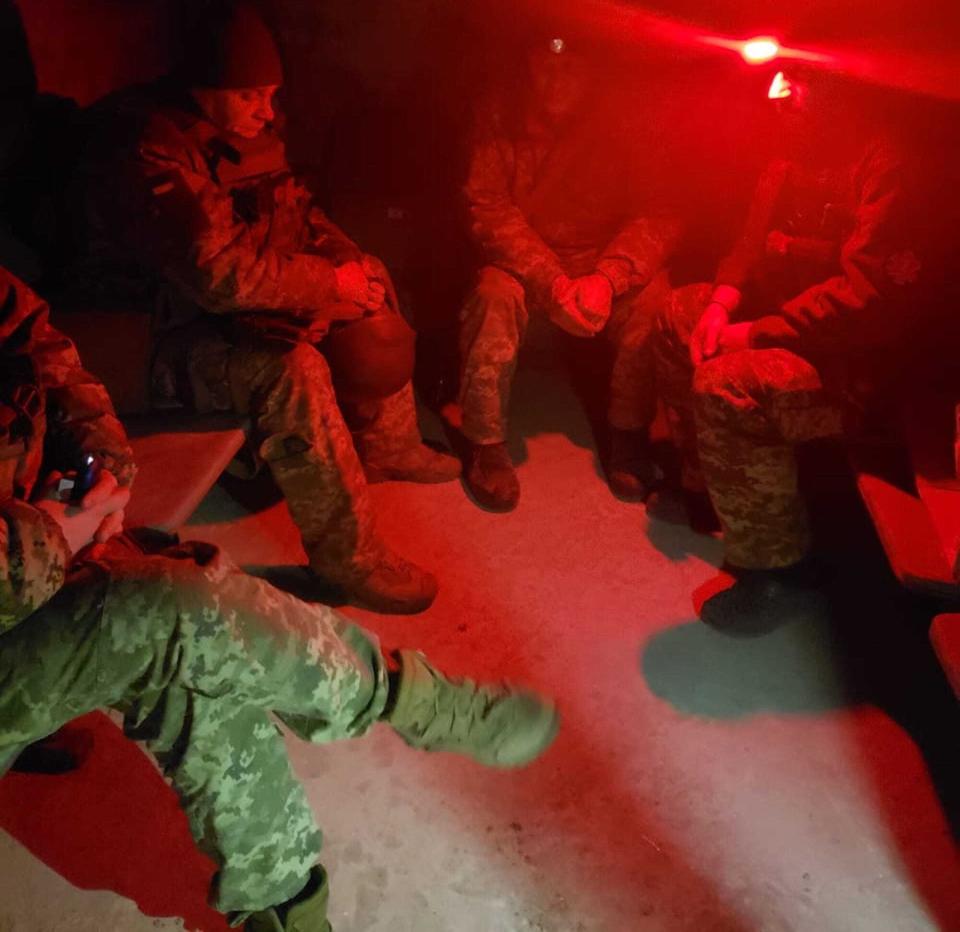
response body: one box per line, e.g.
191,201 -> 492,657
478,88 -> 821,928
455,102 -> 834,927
459,266 -> 670,444
0,538 -> 389,919
459,97 -> 680,443
0,271 -> 392,919
77,83 -> 437,579
692,349 -> 843,569
656,136 -> 929,569
0,268 -> 134,632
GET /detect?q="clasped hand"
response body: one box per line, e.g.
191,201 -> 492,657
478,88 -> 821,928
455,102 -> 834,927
549,273 -> 613,338
334,258 -> 387,315
689,304 -> 751,366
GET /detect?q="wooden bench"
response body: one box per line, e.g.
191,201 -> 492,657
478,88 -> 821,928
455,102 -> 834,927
848,392 -> 960,700
123,413 -> 246,531
930,614 -> 960,700
52,307 -> 247,531
848,394 -> 960,601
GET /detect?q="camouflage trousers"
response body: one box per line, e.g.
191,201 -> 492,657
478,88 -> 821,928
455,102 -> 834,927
656,284 -> 844,569
0,539 -> 389,918
458,266 -> 667,444
183,327 -> 424,582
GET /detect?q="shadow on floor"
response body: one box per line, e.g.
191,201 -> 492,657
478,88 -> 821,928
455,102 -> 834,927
640,446 -> 960,930
0,712 -> 228,931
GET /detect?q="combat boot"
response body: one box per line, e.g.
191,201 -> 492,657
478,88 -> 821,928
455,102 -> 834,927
698,560 -> 828,637
682,489 -> 721,535
605,428 -> 662,501
363,442 -> 461,484
344,551 -> 438,615
465,441 -> 519,511
385,650 -> 560,767
244,866 -> 331,932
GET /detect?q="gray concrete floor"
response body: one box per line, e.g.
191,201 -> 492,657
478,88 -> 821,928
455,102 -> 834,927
2,362 -> 959,931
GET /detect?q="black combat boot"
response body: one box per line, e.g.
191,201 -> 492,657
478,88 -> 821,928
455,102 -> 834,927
682,489 -> 722,535
605,428 -> 662,501
698,559 -> 828,637
244,866 -> 331,932
465,441 -> 520,511
10,730 -> 87,775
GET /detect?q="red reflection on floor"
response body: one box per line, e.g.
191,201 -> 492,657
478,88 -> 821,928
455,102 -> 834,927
0,713 -> 227,932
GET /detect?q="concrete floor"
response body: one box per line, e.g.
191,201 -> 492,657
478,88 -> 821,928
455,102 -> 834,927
2,359 -> 959,932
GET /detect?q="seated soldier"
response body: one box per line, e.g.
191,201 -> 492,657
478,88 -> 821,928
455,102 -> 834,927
72,1 -> 459,614
457,29 -> 680,511
0,266 -> 559,931
655,65 -> 951,635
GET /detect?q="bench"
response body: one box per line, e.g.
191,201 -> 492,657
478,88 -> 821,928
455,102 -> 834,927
52,307 -> 247,532
123,413 -> 246,531
930,614 -> 960,700
848,391 -> 960,700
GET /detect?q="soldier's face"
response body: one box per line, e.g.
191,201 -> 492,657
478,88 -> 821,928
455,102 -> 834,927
527,48 -> 590,122
193,86 -> 279,138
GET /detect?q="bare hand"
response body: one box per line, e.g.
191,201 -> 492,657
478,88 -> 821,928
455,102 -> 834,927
715,322 -> 752,356
766,230 -> 791,257
690,303 -> 729,366
35,470 -> 130,558
548,275 -> 604,338
569,274 -> 613,331
335,262 -> 386,312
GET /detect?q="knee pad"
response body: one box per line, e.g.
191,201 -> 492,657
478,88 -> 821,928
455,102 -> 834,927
322,311 -> 416,404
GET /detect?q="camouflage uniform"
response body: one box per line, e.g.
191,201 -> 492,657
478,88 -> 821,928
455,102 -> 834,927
75,82 -> 430,583
459,99 -> 679,443
657,140 -> 933,569
0,268 -> 392,920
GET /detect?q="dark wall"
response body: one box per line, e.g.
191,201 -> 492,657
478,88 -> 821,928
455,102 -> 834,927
15,0 -> 179,105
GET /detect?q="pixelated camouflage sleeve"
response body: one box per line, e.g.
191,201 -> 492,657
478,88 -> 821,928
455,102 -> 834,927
715,159 -> 791,293
0,499 -> 70,632
119,122 -> 341,317
464,113 -> 565,298
749,144 -> 919,356
0,271 -> 135,487
597,212 -> 683,296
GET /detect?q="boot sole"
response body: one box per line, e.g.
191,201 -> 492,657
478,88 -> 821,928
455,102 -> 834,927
348,588 -> 438,615
364,465 -> 462,485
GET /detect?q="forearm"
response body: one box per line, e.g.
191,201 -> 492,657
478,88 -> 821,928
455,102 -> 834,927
0,499 -> 71,633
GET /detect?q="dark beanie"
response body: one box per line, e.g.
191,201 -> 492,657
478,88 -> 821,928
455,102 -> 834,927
185,1 -> 283,89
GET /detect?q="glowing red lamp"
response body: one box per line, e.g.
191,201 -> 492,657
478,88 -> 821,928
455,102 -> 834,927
741,37 -> 780,64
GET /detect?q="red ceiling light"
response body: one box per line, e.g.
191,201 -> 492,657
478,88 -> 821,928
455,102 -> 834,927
741,37 -> 781,64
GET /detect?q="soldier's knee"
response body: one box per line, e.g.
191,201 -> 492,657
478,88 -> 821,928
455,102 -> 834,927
692,353 -> 755,405
471,266 -> 526,308
278,342 -> 336,394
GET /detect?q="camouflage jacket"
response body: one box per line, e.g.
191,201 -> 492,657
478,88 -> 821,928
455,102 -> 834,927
77,81 -> 361,335
0,268 -> 135,632
464,98 -> 681,301
719,138 -> 938,369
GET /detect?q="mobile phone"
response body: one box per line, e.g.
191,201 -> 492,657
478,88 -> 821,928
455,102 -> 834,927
69,454 -> 102,504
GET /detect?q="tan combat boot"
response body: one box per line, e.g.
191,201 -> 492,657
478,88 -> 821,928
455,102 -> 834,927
338,550 -> 439,615
464,441 -> 519,512
386,650 -> 560,767
363,442 -> 462,484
